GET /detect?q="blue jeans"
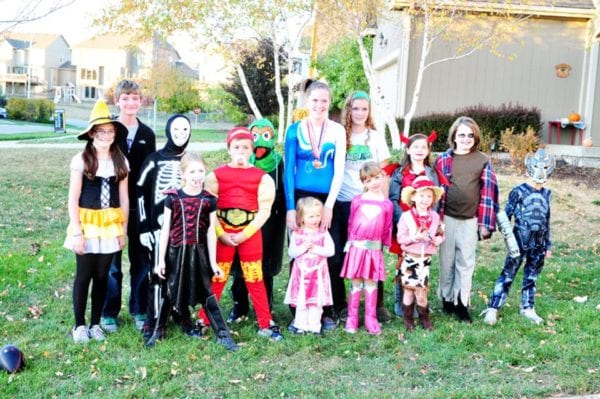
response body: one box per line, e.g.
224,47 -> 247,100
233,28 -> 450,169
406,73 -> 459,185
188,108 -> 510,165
102,210 -> 150,318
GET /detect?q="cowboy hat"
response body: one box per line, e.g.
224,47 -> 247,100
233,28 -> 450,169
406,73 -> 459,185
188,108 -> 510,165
401,176 -> 445,206
78,99 -> 127,141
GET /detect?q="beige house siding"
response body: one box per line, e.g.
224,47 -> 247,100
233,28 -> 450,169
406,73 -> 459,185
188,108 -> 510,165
373,12 -> 599,146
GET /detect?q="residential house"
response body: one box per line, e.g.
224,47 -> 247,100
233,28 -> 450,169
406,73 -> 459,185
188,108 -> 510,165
0,33 -> 71,97
372,1 -> 600,149
71,33 -> 196,101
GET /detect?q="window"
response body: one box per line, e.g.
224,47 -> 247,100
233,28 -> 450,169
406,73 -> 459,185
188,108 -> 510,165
84,86 -> 97,99
80,68 -> 98,81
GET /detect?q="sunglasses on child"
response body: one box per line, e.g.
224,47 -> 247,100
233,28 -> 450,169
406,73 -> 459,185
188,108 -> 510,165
457,133 -> 475,139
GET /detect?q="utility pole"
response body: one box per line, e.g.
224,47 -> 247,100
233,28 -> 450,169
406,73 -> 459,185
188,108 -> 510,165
26,37 -> 32,98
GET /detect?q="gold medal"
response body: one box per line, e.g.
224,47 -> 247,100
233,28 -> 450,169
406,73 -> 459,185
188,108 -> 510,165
312,159 -> 323,169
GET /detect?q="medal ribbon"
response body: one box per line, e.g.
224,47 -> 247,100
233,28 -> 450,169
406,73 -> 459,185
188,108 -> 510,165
307,119 -> 326,161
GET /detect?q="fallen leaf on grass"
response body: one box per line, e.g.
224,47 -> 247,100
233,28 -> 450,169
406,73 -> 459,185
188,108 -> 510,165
588,369 -> 597,374
596,304 -> 600,310
574,296 -> 588,303
37,255 -> 44,263
229,379 -> 241,384
55,371 -> 64,377
523,366 -> 536,372
5,315 -> 14,322
140,367 -> 147,379
28,305 -> 43,319
170,368 -> 178,376
253,373 -> 266,381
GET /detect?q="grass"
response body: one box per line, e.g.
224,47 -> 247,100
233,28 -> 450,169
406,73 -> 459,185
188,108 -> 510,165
1,148 -> 599,398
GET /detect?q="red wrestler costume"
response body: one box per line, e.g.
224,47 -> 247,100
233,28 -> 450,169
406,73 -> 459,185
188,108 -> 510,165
199,127 -> 278,334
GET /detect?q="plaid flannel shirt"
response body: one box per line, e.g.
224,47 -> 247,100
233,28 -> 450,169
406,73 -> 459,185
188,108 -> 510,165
435,149 -> 499,233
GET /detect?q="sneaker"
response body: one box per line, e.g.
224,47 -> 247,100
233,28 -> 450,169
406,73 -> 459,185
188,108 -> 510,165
226,308 -> 248,325
520,307 -> 544,324
181,319 -> 202,338
321,316 -> 338,331
337,308 -> 348,323
88,325 -> 106,341
100,317 -> 118,333
195,320 -> 210,336
481,308 -> 498,325
286,320 -> 305,335
377,306 -> 393,323
72,325 -> 89,344
133,314 -> 146,331
258,324 -> 284,341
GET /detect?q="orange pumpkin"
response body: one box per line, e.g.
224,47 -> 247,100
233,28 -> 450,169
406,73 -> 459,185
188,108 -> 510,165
568,112 -> 581,122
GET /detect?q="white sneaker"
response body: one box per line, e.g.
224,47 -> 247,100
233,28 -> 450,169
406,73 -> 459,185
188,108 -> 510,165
520,307 -> 544,324
72,325 -> 90,344
481,308 -> 498,325
88,325 -> 106,341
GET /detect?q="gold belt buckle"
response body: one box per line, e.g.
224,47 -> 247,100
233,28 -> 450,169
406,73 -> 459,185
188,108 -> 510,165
227,208 -> 247,226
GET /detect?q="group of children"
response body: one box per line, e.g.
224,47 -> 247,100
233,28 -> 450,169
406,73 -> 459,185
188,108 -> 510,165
64,79 -> 554,351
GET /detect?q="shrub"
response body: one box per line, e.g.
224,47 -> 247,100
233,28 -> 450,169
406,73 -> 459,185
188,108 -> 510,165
397,103 -> 542,152
6,98 -> 55,122
500,126 -> 540,173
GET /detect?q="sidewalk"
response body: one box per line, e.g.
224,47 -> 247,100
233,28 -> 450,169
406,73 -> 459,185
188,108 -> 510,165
0,140 -> 226,151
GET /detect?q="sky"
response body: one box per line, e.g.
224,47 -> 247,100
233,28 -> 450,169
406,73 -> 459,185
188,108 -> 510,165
1,0 -> 203,67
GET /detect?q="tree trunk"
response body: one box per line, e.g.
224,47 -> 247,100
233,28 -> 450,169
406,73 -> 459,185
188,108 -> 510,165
236,64 -> 262,119
402,7 -> 431,140
357,36 -> 401,149
272,38 -> 285,139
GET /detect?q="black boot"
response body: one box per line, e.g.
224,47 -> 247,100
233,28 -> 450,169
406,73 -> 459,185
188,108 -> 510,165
455,299 -> 472,323
145,292 -> 170,348
205,295 -> 239,352
442,299 -> 456,315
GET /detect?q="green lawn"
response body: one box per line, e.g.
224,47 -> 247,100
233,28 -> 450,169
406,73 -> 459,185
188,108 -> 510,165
1,148 -> 599,398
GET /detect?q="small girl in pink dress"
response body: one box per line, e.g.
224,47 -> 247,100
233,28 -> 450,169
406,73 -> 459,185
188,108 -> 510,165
397,176 -> 445,331
340,162 -> 393,335
284,197 -> 334,334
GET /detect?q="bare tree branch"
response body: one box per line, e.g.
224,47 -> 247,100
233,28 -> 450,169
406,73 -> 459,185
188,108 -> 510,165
0,0 -> 76,35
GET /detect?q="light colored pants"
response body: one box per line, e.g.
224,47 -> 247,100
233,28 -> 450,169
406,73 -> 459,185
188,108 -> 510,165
294,306 -> 323,333
438,215 -> 478,306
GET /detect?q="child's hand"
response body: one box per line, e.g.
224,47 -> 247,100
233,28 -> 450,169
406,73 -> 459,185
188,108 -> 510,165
156,262 -> 166,279
432,236 -> 444,246
305,242 -> 314,253
545,250 -> 552,258
72,235 -> 85,255
212,265 -> 224,278
118,235 -> 127,250
218,233 -> 237,247
479,226 -> 491,240
286,210 -> 298,230
414,229 -> 427,241
231,232 -> 248,245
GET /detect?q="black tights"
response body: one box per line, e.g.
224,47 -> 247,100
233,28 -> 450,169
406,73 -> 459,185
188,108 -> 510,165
73,253 -> 113,327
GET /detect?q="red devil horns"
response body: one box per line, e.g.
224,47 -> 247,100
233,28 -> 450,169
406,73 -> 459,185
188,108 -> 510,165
400,130 -> 437,144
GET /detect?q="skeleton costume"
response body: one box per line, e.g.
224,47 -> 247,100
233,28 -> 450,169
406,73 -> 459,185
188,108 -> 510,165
228,119 -> 286,319
486,149 -> 554,320
136,114 -> 190,336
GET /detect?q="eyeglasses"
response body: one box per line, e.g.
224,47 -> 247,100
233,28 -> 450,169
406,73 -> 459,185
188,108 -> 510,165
457,133 -> 475,139
94,129 -> 116,136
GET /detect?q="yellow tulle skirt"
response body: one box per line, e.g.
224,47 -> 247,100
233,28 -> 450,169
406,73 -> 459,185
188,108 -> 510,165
64,208 -> 125,254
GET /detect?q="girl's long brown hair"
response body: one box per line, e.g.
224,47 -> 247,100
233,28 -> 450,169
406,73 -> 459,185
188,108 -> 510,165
342,91 -> 376,151
399,134 -> 433,170
82,128 -> 128,181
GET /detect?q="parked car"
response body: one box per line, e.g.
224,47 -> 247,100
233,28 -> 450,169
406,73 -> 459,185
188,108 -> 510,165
0,107 -> 7,119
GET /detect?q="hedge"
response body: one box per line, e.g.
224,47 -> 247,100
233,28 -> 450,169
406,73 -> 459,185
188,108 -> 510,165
396,103 -> 542,152
6,98 -> 55,123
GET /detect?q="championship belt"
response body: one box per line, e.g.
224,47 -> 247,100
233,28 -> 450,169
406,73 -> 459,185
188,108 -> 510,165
217,208 -> 256,227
